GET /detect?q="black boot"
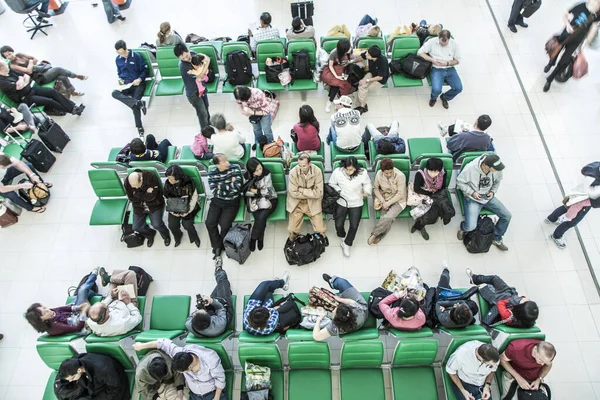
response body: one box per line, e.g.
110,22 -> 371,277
250,239 -> 256,252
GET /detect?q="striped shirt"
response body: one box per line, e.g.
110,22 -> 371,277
208,165 -> 243,201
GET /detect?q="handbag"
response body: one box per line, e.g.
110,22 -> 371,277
381,267 -> 426,301
278,69 -> 292,85
308,286 -> 339,311
166,197 -> 189,213
407,182 -> 431,207
545,36 -> 562,60
572,51 -> 588,79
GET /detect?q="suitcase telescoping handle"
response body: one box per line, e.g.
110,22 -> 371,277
2,126 -> 30,150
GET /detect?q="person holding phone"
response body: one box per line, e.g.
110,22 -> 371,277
446,341 -> 499,400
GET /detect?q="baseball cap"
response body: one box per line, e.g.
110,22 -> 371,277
333,96 -> 353,107
482,154 -> 505,171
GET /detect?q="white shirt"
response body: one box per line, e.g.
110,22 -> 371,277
210,130 -> 245,160
331,108 -> 362,150
87,299 -> 142,337
328,167 -> 372,208
446,341 -> 498,386
418,38 -> 461,69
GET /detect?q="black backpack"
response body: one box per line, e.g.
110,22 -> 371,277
322,183 -> 342,215
521,0 -> 542,18
226,50 -> 253,85
581,161 -> 600,208
345,63 -> 365,86
398,54 -> 432,79
389,60 -> 403,75
463,215 -> 495,253
273,293 -> 306,333
128,266 -> 154,296
291,50 -> 312,80
368,287 -> 399,319
284,234 -> 326,266
503,380 -> 551,400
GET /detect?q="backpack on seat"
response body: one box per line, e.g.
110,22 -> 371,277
284,234 -> 326,266
291,50 -> 312,80
463,215 -> 495,253
273,293 -> 306,333
226,50 -> 253,85
398,53 -> 432,79
345,63 -> 365,86
368,287 -> 399,319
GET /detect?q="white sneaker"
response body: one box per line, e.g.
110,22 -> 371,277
550,234 -> 567,249
438,123 -> 449,137
465,268 -> 474,284
341,241 -> 351,257
280,271 -> 291,291
325,101 -> 332,113
441,259 -> 449,270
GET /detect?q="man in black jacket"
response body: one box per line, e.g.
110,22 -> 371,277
55,353 -> 130,400
124,169 -> 171,247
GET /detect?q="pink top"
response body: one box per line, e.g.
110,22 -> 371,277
293,122 -> 321,152
191,133 -> 210,156
195,75 -> 208,97
379,293 -> 426,331
237,88 -> 279,119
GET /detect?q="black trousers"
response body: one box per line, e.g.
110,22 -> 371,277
335,205 -> 362,246
508,0 -> 525,25
547,30 -> 586,83
168,205 -> 200,242
23,87 -> 75,113
250,198 -> 277,241
112,82 -> 146,128
206,198 -> 239,251
548,204 -> 592,239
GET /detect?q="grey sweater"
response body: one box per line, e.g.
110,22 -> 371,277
185,299 -> 228,338
447,130 -> 492,161
456,155 -> 503,198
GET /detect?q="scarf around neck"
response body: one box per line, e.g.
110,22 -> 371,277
420,168 -> 445,191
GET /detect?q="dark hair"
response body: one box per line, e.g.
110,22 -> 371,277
476,114 -> 492,131
0,46 -> 14,58
377,139 -> 396,155
510,301 -> 539,328
379,158 -> 394,171
340,156 -> 363,177
336,39 -> 351,59
191,54 -> 205,66
425,157 -> 444,171
212,153 -> 226,165
439,30 -> 451,40
248,306 -> 270,329
367,45 -> 382,58
172,352 -> 194,372
201,126 -> 215,139
130,138 -> 146,155
477,344 -> 500,363
299,104 -> 320,131
333,304 -> 357,332
114,40 -> 127,51
233,85 -> 252,102
166,164 -> 185,181
192,311 -> 212,331
173,43 -> 188,58
58,358 -> 81,378
0,154 -> 12,167
148,357 -> 169,380
260,12 -> 272,26
292,16 -> 302,31
449,303 -> 473,326
398,298 -> 419,319
246,157 -> 265,176
25,303 -> 50,333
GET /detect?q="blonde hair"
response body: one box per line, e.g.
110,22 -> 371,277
157,22 -> 171,44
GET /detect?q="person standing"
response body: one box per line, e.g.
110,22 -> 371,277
206,154 -> 243,266
418,30 -> 463,109
543,0 -> 600,92
234,86 -> 279,147
112,40 -> 147,136
175,43 -> 211,130
508,0 -> 530,32
124,170 -> 171,248
164,164 -> 201,248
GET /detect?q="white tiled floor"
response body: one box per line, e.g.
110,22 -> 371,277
1,0 -> 600,399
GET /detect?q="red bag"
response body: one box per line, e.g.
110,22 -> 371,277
308,286 -> 339,311
572,52 -> 588,79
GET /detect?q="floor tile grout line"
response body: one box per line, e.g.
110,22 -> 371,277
482,0 -> 600,295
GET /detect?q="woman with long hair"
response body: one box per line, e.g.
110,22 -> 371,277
244,157 -> 278,251
321,39 -> 355,112
156,22 -> 184,47
292,104 -> 321,153
164,164 -> 200,248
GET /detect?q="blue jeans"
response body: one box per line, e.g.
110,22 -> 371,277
548,205 -> 591,239
132,208 -> 170,240
430,67 -> 463,101
358,14 -> 377,26
187,92 -> 210,130
451,379 -> 484,400
330,276 -> 353,292
27,0 -> 50,13
461,196 -> 512,241
190,389 -> 229,400
249,279 -> 284,303
71,273 -> 98,306
251,114 -> 274,144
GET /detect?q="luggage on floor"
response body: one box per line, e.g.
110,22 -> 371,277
128,265 -> 154,296
284,233 -> 326,266
521,0 -> 542,18
5,130 -> 56,173
121,210 -> 145,248
101,0 -> 116,23
0,205 -> 18,228
398,53 -> 432,79
463,215 -> 495,253
291,1 -> 314,26
224,223 -> 252,264
37,113 -> 70,153
226,50 -> 253,85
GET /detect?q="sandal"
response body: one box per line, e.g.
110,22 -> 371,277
32,207 -> 46,213
44,182 -> 53,188
71,91 -> 85,96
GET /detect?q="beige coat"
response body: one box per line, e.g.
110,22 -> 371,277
287,164 -> 324,215
373,168 -> 407,209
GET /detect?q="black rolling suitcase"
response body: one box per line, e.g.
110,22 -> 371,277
36,111 -> 70,153
4,130 -> 56,173
291,1 -> 314,26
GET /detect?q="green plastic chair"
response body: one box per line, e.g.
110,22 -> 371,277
189,45 -> 220,93
332,160 -> 370,219
238,344 -> 284,400
90,147 -> 129,174
169,145 -> 211,172
443,335 -> 492,400
0,142 -> 24,160
287,41 -> 318,91
222,42 -> 253,93
88,169 -> 129,226
288,342 -> 332,400
200,343 -> 235,400
495,333 -> 546,395
368,140 -> 409,165
256,42 -> 287,91
477,294 -> 541,335
155,47 -> 185,96
37,343 -> 78,400
129,145 -> 178,174
291,141 -> 325,161
387,327 -> 434,339
340,341 -> 385,400
253,162 -> 287,222
406,138 -> 449,164
390,37 -> 424,87
356,37 -> 386,53
456,156 -> 495,216
239,294 -> 282,343
320,36 -> 341,53
330,142 -> 367,164
186,295 -> 237,344
131,48 -> 157,98
391,339 -> 439,400
373,159 -> 412,219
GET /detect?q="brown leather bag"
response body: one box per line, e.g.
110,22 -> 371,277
0,206 -> 18,228
545,36 -> 562,60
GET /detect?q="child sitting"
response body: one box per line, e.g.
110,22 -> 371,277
191,128 -> 214,160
